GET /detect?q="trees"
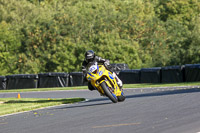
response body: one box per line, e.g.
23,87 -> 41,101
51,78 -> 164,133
155,0 -> 200,65
187,17 -> 200,64
0,0 -> 199,75
155,0 -> 200,26
0,21 -> 21,75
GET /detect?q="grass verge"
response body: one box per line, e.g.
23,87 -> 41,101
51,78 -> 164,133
0,82 -> 200,93
0,98 -> 85,116
0,86 -> 88,93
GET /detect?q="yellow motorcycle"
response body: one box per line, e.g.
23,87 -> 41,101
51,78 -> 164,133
86,62 -> 125,103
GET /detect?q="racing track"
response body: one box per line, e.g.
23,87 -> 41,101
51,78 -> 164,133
1,87 -> 200,133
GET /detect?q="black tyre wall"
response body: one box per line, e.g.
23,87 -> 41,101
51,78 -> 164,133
161,66 -> 184,83
185,64 -> 200,82
119,70 -> 140,84
69,72 -> 88,87
0,76 -> 6,90
6,74 -> 38,89
140,67 -> 161,83
38,73 -> 69,88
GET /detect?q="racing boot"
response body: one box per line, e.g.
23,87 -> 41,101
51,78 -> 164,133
113,72 -> 123,89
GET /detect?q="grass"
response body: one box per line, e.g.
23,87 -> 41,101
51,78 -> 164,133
0,86 -> 88,93
0,98 -> 85,116
0,82 -> 200,93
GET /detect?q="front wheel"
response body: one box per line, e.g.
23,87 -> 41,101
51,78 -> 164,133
117,95 -> 125,102
117,91 -> 125,102
101,81 -> 118,103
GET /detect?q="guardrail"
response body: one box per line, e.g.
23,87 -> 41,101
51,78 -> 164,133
0,64 -> 200,90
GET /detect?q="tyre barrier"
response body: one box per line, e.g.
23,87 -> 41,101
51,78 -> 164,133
38,72 -> 69,88
161,66 -> 184,83
185,64 -> 200,82
69,72 -> 88,87
119,70 -> 140,84
6,74 -> 38,89
0,64 -> 200,89
140,67 -> 161,83
0,76 -> 6,90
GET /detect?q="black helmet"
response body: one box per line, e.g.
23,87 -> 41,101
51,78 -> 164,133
85,50 -> 95,62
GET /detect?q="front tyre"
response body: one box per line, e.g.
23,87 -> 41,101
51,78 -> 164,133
101,81 -> 118,103
117,91 -> 125,102
117,96 -> 125,102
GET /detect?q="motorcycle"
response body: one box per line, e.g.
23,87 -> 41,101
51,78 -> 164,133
86,61 -> 125,103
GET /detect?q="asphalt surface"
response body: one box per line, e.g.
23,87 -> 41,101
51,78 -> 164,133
1,87 -> 200,133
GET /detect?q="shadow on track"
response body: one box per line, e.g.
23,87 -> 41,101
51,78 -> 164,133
54,100 -> 112,110
64,102 -> 112,109
126,87 -> 200,99
54,88 -> 200,109
85,88 -> 200,102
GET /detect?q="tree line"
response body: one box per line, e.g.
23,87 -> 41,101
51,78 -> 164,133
0,0 -> 199,75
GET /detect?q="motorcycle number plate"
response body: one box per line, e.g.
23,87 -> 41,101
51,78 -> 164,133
89,66 -> 96,72
89,62 -> 98,73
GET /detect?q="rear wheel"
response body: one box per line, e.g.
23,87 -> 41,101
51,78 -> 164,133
101,81 -> 118,103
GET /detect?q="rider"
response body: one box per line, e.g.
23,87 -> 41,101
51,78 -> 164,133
82,50 -> 123,91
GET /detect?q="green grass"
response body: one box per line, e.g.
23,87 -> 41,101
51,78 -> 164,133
0,86 -> 88,93
0,82 -> 200,93
0,98 -> 85,116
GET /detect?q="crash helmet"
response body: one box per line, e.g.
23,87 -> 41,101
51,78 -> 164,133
85,50 -> 95,62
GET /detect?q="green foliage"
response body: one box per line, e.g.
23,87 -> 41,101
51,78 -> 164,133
155,0 -> 200,26
187,17 -> 200,64
0,21 -> 21,75
0,0 -> 199,75
155,0 -> 200,65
